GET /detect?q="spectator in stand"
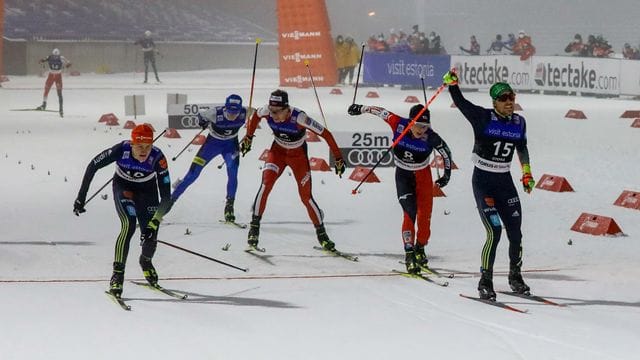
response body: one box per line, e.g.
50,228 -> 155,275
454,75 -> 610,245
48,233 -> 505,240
503,33 -> 516,53
512,30 -> 536,61
343,36 -> 361,85
487,34 -> 506,54
334,35 -> 349,84
427,31 -> 444,54
565,34 -> 587,57
368,34 -> 389,52
460,35 -> 480,55
391,31 -> 412,53
590,35 -> 613,58
622,43 -> 640,60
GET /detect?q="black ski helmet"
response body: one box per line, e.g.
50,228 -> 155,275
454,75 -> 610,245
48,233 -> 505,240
409,104 -> 430,123
269,89 -> 289,107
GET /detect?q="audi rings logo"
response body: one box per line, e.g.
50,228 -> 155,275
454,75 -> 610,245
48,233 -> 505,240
343,147 -> 393,167
180,115 -> 200,128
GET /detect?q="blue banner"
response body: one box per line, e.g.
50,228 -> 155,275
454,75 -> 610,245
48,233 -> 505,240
363,52 -> 451,87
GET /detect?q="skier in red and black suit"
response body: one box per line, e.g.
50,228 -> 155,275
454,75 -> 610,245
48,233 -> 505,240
240,89 -> 346,251
443,69 -> 535,301
348,103 -> 452,274
73,124 -> 172,299
36,48 -> 71,117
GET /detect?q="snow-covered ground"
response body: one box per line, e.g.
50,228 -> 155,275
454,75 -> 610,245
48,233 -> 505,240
1,69 -> 639,360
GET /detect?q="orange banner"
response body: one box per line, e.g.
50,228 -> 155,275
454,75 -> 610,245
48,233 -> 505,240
277,0 -> 337,87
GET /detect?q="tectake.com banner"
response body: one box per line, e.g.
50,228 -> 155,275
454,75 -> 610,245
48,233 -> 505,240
619,59 -> 640,96
450,55 -> 532,90
531,56 -> 620,94
362,53 -> 450,87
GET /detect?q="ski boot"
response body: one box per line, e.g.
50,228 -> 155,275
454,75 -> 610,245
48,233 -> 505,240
139,256 -> 158,287
109,262 -> 125,298
36,101 -> 47,111
478,269 -> 496,301
247,215 -> 261,247
315,224 -> 335,251
224,198 -> 235,222
59,109 -> 64,118
508,266 -> 530,295
404,246 -> 419,274
414,244 -> 428,269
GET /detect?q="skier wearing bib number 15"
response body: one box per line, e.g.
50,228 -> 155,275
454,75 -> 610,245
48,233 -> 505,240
170,94 -> 249,224
347,103 -> 452,274
443,69 -> 535,301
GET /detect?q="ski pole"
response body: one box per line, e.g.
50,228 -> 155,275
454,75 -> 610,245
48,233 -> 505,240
157,239 -> 248,272
351,43 -> 365,105
421,77 -> 427,103
85,128 -> 167,205
218,38 -> 261,170
351,83 -> 446,195
171,129 -> 205,162
304,59 -> 327,127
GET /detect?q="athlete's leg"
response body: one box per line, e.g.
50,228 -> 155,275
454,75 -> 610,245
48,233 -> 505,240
112,185 -> 137,267
395,168 -> 417,248
494,179 -> 523,269
171,138 -> 221,201
222,145 -> 240,200
472,169 -> 503,273
414,168 -> 434,247
251,144 -> 286,217
289,147 -> 323,225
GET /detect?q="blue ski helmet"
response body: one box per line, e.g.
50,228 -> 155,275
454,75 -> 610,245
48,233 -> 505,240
225,94 -> 243,114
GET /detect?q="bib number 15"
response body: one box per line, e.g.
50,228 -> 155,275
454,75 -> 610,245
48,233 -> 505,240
493,141 -> 514,157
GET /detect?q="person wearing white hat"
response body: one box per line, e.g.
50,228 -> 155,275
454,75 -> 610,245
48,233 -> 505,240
134,30 -> 161,83
36,48 -> 72,117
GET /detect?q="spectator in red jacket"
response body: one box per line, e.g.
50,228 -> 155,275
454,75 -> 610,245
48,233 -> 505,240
564,34 -> 587,57
460,35 -> 480,55
512,30 -> 536,61
622,43 -> 640,60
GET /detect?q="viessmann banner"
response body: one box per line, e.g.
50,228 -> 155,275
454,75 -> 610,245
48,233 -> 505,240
362,53 -> 451,87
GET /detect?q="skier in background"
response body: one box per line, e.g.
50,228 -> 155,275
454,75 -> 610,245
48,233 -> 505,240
347,103 -> 452,274
240,89 -> 346,252
170,94 -> 250,223
443,69 -> 535,301
134,30 -> 161,83
73,124 -> 172,299
36,48 -> 71,117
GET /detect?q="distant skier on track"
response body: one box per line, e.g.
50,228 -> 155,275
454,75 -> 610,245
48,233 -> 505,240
443,69 -> 535,301
36,48 -> 71,117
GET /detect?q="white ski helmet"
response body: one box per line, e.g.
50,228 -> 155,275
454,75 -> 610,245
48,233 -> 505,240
52,48 -> 60,56
144,30 -> 151,37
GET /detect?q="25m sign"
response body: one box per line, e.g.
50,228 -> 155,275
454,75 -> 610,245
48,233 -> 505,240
331,132 -> 393,168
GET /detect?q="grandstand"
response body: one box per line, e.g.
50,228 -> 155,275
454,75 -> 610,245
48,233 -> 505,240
4,0 -> 276,42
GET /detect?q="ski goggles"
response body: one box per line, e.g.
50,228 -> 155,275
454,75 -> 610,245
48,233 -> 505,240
495,92 -> 516,102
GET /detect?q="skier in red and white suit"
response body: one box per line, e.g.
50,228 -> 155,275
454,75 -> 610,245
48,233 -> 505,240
36,48 -> 71,117
240,89 -> 346,251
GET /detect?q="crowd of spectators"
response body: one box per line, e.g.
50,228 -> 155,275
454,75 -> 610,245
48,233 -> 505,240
564,34 -> 615,58
366,25 -> 446,55
458,30 -> 536,60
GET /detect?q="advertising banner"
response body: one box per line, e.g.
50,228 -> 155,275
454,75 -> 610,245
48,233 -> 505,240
362,52 -> 450,87
277,0 -> 337,86
167,103 -> 219,129
450,55 -> 532,90
531,56 -> 620,94
332,131 -> 394,168
619,59 -> 640,96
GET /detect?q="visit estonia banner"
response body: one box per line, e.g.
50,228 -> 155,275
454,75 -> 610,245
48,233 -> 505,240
362,52 -> 451,86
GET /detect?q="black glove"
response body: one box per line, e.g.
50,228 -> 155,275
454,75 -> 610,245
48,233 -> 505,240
73,198 -> 86,216
435,174 -> 450,188
141,218 -> 160,245
334,158 -> 346,178
197,114 -> 209,130
240,136 -> 253,157
348,104 -> 363,116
